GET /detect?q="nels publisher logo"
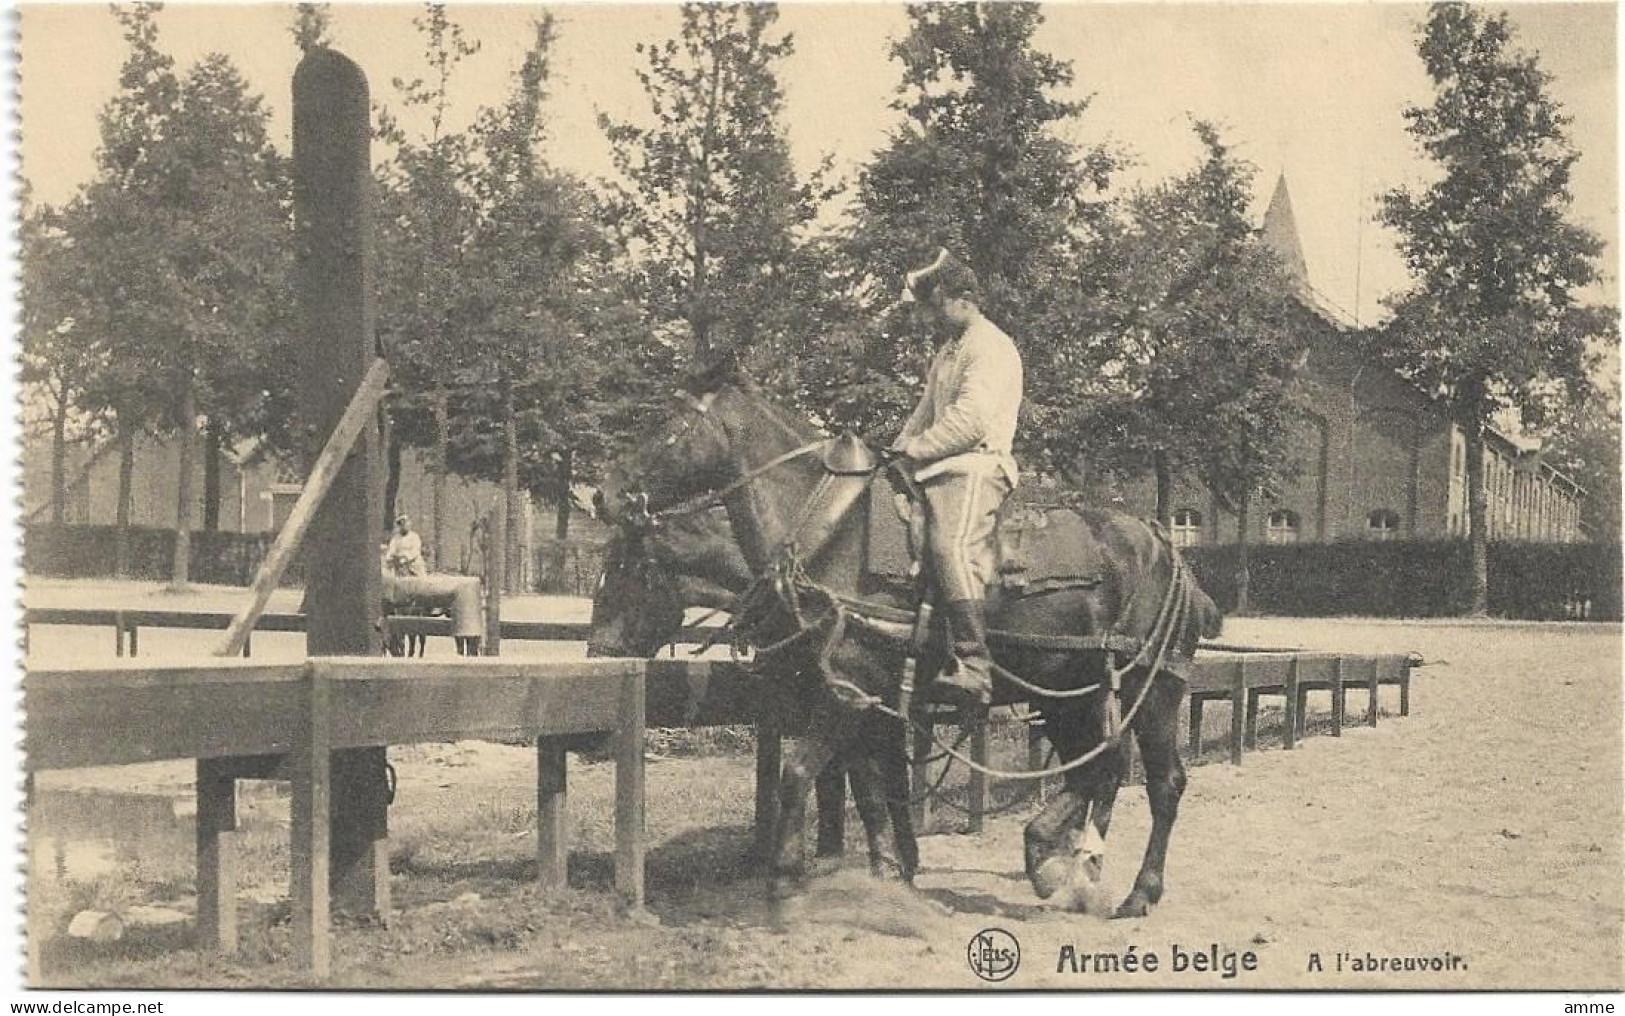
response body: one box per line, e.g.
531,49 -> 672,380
967,927 -> 1021,983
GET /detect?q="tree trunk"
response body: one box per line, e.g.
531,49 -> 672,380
169,376 -> 196,593
114,422 -> 135,579
432,389 -> 448,571
502,385 -> 522,595
1153,449 -> 1173,531
202,418 -> 223,532
1463,414 -> 1490,616
1235,489 -> 1252,615
554,448 -> 573,541
382,411 -> 403,533
49,404 -> 67,524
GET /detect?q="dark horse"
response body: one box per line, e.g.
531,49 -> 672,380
600,378 -> 1222,916
588,507 -> 917,878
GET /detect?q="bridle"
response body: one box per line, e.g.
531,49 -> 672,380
618,389 -> 825,525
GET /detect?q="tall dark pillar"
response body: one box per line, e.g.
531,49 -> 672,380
293,48 -> 389,918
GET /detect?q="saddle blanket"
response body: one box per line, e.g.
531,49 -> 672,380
865,478 -> 1106,595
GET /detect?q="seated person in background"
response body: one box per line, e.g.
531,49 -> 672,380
385,513 -> 428,577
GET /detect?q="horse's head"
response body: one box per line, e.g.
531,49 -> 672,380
587,502 -> 754,658
587,523 -> 689,658
598,385 -> 743,525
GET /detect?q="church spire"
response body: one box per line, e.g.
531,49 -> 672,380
1261,173 -> 1311,295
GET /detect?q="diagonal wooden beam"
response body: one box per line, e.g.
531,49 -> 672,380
214,357 -> 390,658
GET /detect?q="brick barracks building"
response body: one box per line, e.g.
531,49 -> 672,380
1104,176 -> 1585,548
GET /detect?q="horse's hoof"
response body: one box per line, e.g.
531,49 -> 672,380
1031,856 -> 1070,900
1113,893 -> 1152,919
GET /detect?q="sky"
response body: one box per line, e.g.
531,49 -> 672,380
16,1 -> 1620,325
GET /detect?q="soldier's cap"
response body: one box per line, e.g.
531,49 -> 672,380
395,513 -> 410,525
900,248 -> 978,304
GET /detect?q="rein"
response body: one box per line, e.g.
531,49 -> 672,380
650,439 -> 827,521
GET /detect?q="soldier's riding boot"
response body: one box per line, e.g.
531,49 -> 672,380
932,598 -> 994,718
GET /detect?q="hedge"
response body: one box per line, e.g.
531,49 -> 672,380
25,523 -> 1621,621
24,524 -> 303,588
1183,539 -> 1621,621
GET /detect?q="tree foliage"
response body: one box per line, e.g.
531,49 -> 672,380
1077,123 -> 1307,522
828,1 -> 1121,456
599,2 -> 832,369
1379,2 -> 1616,608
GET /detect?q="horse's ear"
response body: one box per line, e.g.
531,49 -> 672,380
685,345 -> 744,394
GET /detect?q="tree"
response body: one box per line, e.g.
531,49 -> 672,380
291,2 -> 334,52
373,2 -> 484,563
599,2 -> 831,367
61,7 -> 293,589
1076,122 -> 1306,545
455,17 -> 676,553
1378,2 -> 1616,614
1541,383 -> 1622,543
19,202 -> 104,526
831,1 -> 1122,460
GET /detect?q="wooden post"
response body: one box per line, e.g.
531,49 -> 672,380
536,738 -> 568,890
1282,658 -> 1300,750
128,625 -> 139,658
1330,656 -> 1345,736
614,664 -> 646,911
1244,689 -> 1260,749
294,47 -> 389,923
1366,656 -> 1381,727
483,507 -> 505,656
25,775 -> 41,985
1188,697 -> 1205,759
290,662 -> 333,977
114,613 -> 125,657
1400,660 -> 1412,717
754,716 -> 782,862
195,758 -> 239,954
966,722 -> 989,833
1229,659 -> 1246,765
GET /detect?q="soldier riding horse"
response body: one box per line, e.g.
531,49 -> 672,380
598,376 -> 1222,917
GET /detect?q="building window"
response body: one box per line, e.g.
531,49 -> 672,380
1171,508 -> 1202,547
1266,509 -> 1301,545
1367,509 -> 1400,541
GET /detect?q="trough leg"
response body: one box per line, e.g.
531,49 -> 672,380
1244,689 -> 1261,749
1229,660 -> 1246,765
911,720 -> 935,835
330,748 -> 391,919
290,670 -> 333,978
1188,697 -> 1205,759
614,666 -> 646,911
754,716 -> 782,863
195,758 -> 239,954
128,625 -> 139,658
25,775 -> 41,985
1282,659 -> 1300,750
1400,663 -> 1411,717
1366,657 -> 1380,727
966,722 -> 990,834
1331,657 -> 1345,736
536,737 -> 569,890
115,615 -> 126,658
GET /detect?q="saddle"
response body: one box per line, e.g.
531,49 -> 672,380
863,475 -> 1107,600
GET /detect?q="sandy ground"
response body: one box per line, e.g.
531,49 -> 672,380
22,579 -> 1624,990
